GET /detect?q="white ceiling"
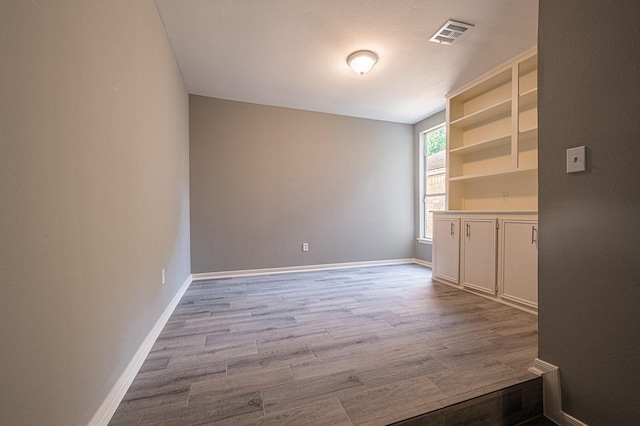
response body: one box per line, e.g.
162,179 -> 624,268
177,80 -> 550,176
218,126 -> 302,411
155,0 -> 538,124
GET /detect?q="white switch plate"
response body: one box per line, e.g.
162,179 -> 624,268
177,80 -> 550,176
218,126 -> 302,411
567,146 -> 586,173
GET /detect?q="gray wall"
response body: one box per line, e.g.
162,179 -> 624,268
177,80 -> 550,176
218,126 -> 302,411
0,1 -> 190,425
538,1 -> 640,424
190,96 -> 414,273
413,110 -> 447,263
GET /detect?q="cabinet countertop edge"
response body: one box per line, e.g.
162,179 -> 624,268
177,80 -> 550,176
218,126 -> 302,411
433,210 -> 538,216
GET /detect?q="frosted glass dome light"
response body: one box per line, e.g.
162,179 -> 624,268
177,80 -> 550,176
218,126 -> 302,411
347,50 -> 378,75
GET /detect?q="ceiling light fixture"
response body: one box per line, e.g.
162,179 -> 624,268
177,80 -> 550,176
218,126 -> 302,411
347,50 -> 378,75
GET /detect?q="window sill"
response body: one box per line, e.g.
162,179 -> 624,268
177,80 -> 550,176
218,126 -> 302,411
416,238 -> 432,245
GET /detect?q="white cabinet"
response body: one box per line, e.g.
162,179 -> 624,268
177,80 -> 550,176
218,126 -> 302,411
433,216 -> 460,284
499,219 -> 538,309
432,212 -> 537,313
461,218 -> 497,295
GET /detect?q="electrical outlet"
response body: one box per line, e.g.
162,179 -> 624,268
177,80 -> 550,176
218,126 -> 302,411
302,242 -> 309,252
501,192 -> 509,203
161,269 -> 166,285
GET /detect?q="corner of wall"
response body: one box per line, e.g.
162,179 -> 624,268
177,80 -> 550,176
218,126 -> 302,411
529,359 -> 588,426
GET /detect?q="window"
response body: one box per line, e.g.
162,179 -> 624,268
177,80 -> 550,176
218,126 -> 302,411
423,125 -> 446,240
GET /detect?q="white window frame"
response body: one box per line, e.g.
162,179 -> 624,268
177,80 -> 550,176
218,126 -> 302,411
418,123 -> 446,243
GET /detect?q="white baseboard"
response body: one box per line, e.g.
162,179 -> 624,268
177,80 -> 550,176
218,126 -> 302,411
192,258 -> 426,281
560,412 -> 589,426
88,274 -> 193,426
413,258 -> 432,268
529,358 -> 588,426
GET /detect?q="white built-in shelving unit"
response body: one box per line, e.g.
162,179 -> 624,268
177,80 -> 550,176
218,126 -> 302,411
446,48 -> 538,211
433,48 -> 539,313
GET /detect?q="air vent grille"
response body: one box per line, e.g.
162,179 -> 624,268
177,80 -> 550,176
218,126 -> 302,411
430,20 -> 474,45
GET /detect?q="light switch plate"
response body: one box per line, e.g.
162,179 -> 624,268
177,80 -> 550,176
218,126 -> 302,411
567,146 -> 586,173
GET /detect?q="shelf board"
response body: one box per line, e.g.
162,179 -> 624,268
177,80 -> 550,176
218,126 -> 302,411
450,99 -> 511,130
520,87 -> 537,97
450,134 -> 512,155
519,127 -> 538,140
450,68 -> 512,101
519,124 -> 538,135
519,88 -> 538,111
518,54 -> 538,76
449,166 -> 537,183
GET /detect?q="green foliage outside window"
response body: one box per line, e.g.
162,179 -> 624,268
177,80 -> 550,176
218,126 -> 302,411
426,126 -> 446,156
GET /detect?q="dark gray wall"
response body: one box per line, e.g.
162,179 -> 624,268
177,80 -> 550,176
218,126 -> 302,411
190,96 -> 414,273
0,2 -> 191,425
538,1 -> 640,424
413,110 -> 446,263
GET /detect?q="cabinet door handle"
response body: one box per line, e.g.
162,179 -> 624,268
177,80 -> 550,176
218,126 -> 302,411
466,223 -> 470,238
450,222 -> 454,237
531,226 -> 537,245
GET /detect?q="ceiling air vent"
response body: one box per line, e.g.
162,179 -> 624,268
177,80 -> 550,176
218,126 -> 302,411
429,20 -> 474,45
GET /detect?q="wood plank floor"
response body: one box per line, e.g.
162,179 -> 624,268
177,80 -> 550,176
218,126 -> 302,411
109,264 -> 538,426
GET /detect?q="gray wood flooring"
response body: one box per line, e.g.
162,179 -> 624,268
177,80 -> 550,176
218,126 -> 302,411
109,264 -> 538,426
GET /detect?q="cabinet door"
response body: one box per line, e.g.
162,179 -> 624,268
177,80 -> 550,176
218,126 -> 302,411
433,217 -> 460,284
500,220 -> 538,308
461,218 -> 497,295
